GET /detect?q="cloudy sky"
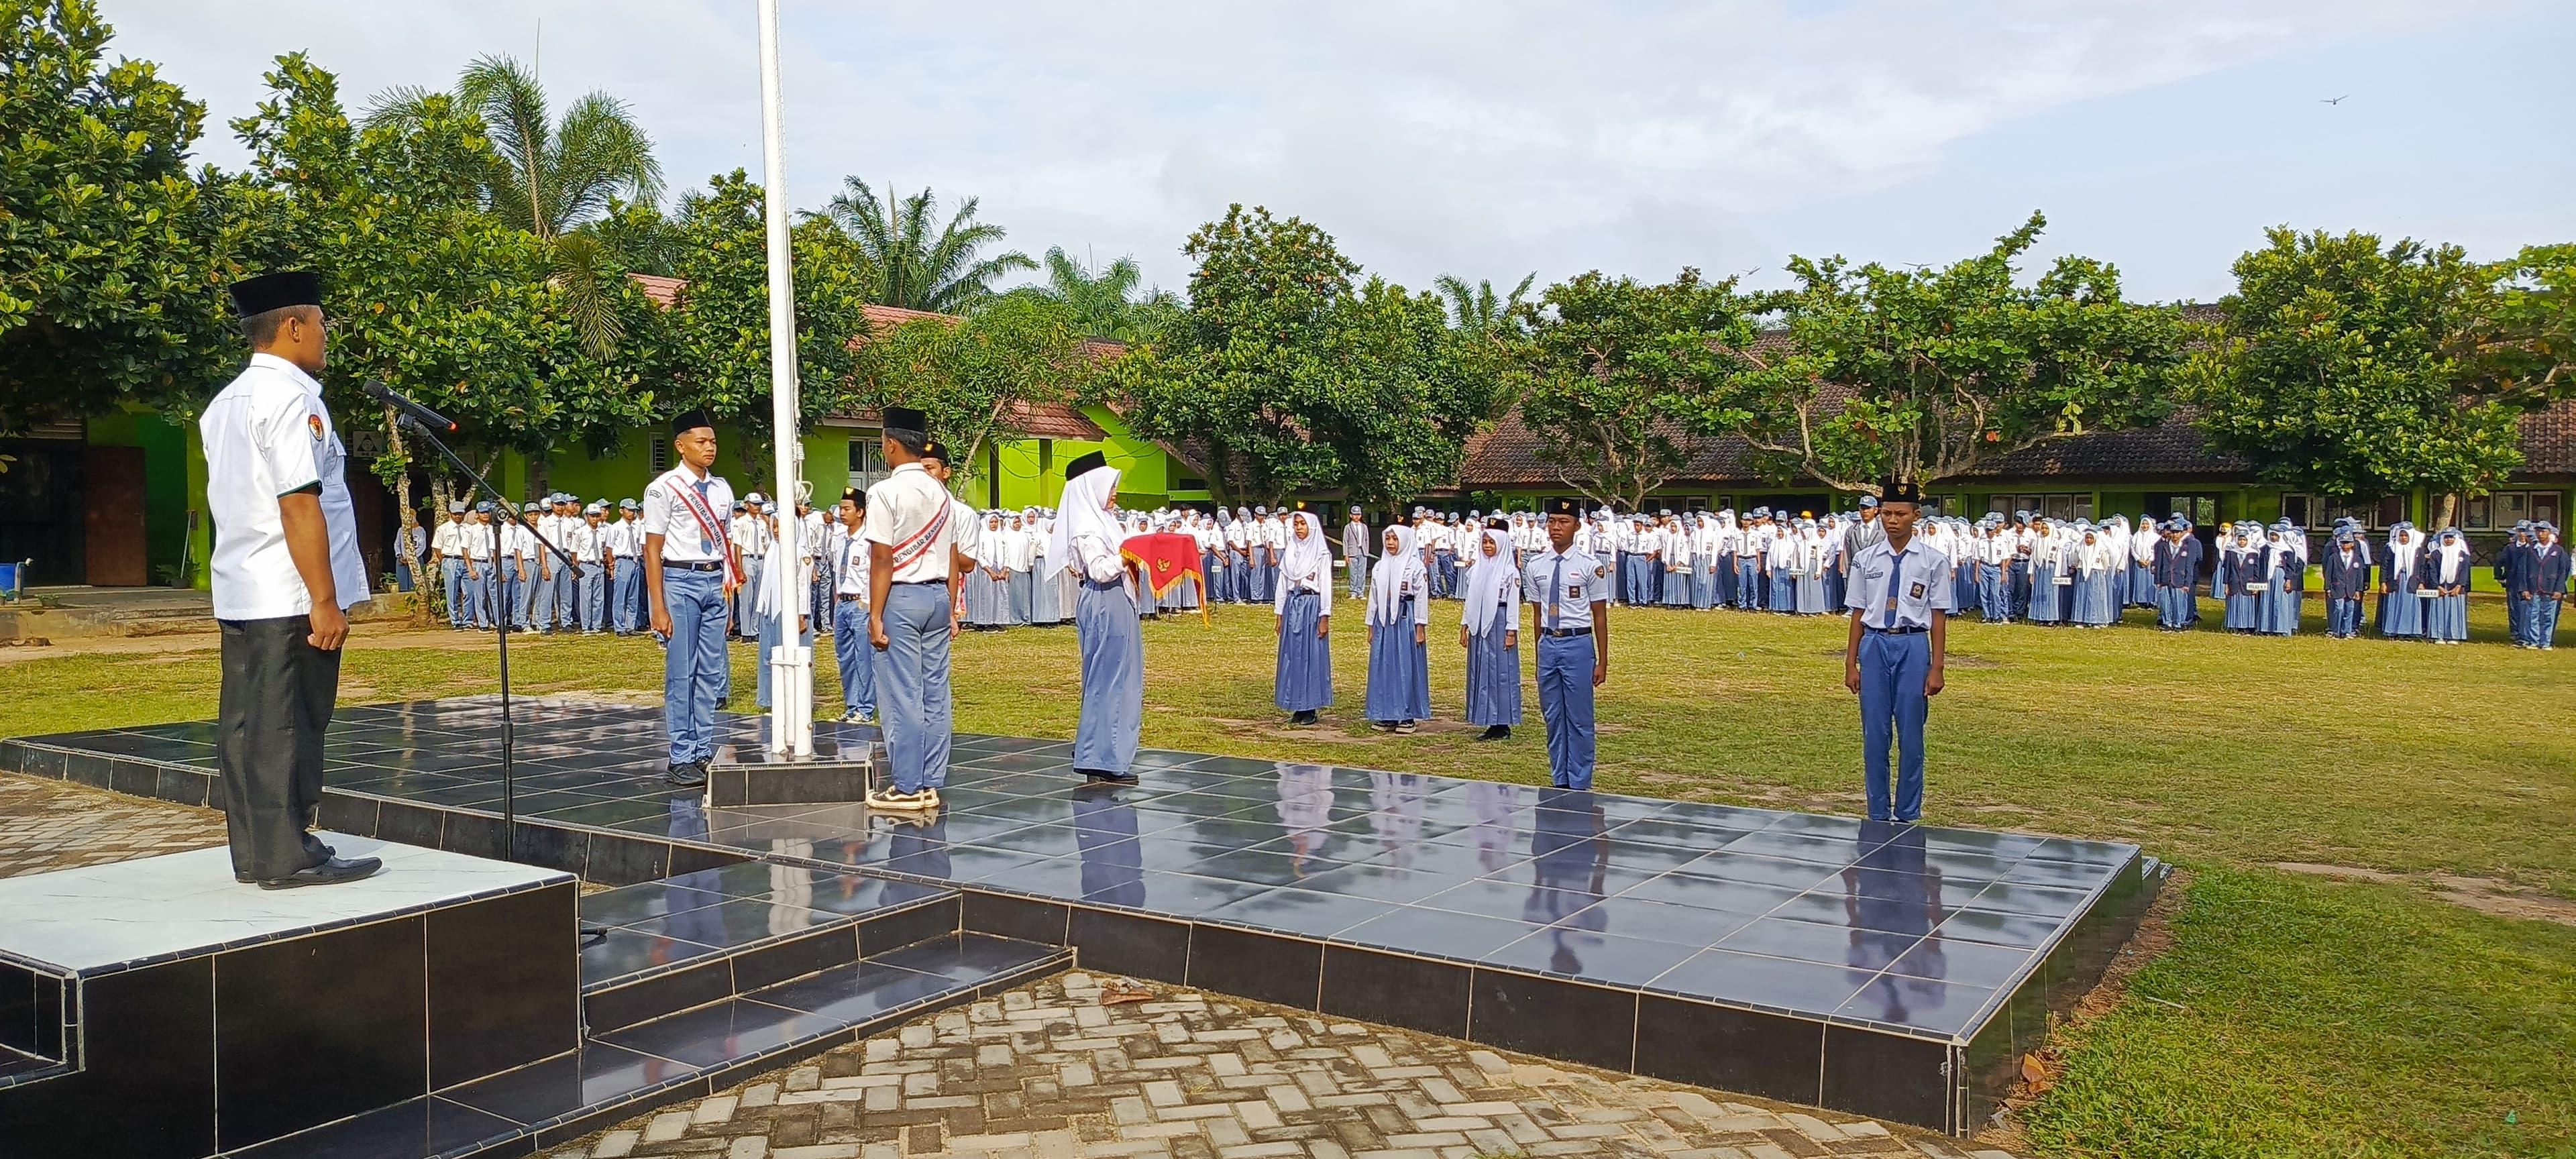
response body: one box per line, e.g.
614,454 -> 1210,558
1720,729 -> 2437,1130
101,0 -> 2574,305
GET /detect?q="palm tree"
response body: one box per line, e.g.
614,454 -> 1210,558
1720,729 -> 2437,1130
813,178 -> 1034,314
1017,247 -> 1180,341
368,55 -> 663,356
1436,272 -> 1538,339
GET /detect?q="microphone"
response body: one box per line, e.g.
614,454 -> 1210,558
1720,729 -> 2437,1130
360,380 -> 456,433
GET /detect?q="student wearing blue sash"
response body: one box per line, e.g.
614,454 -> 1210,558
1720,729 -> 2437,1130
1273,510 -> 1334,727
1459,527 -> 1523,742
1053,451 -> 1144,782
1843,482 -> 1951,824
1364,523 -> 1432,734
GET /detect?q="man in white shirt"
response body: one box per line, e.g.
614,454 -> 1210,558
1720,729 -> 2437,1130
461,504 -> 496,628
574,502 -> 608,633
197,271 -> 379,889
431,501 -> 472,628
863,410 -> 960,808
1342,505 -> 1372,600
550,493 -> 584,632
828,487 -> 876,723
643,410 -> 739,787
1843,482 -> 1953,824
604,499 -> 641,634
508,500 -> 543,632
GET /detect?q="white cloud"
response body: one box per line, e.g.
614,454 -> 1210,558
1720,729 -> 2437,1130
101,0 -> 2490,300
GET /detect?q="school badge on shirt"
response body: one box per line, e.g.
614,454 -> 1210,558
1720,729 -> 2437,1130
308,415 -> 325,441
1909,580 -> 1926,599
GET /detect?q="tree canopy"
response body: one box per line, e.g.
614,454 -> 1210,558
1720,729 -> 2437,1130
2184,228 -> 2576,519
1116,205 -> 1496,506
1010,247 -> 1178,343
1684,212 -> 2186,493
848,294 -> 1097,490
661,170 -> 874,427
0,0 -> 233,433
1509,269 -> 1754,511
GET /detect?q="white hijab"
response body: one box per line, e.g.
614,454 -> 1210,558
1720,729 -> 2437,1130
1461,528 -> 1521,637
2430,530 -> 2470,581
1368,524 -> 1424,626
1045,464 -> 1123,580
1275,511 -> 1332,614
2385,528 -> 2419,582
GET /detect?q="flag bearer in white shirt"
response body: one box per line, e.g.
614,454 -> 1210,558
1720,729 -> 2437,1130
642,410 -> 740,789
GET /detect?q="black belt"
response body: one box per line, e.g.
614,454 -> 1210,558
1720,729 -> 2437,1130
1866,625 -> 1927,635
1540,626 -> 1591,637
663,560 -> 724,572
835,592 -> 865,602
891,578 -> 944,586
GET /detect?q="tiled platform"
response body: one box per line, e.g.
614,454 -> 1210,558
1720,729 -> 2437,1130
3,697 -> 2161,1136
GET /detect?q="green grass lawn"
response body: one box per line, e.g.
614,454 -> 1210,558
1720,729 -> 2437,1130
5,595 -> 2572,1156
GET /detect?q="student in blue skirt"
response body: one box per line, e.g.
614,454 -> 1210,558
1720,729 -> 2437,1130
2422,529 -> 2473,645
1051,452 -> 1144,782
2377,524 -> 2426,639
1364,524 -> 1432,734
1273,510 -> 1334,726
1459,527 -> 1523,741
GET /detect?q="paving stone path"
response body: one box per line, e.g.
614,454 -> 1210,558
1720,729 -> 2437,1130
0,775 -> 2018,1159
550,973 -> 2017,1159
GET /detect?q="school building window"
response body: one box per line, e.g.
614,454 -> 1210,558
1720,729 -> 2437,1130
1986,494 -> 2094,522
2281,493 -> 2320,527
2466,490 -> 2561,530
846,434 -> 888,490
649,441 -> 670,473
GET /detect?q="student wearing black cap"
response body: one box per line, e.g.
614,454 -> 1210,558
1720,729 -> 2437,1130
862,408 -> 962,809
198,272 -> 381,888
1841,482 -> 1951,824
1524,497 -> 1611,788
641,409 -> 740,788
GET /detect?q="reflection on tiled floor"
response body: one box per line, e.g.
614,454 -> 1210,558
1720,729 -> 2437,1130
21,697 -> 2136,1042
15,696 -> 2152,1133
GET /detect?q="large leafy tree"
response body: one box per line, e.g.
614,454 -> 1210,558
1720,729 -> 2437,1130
1010,247 -> 1178,343
1686,212 -> 2186,494
848,294 -> 1095,494
0,0 -> 234,433
229,54 -> 659,512
1510,269 -> 1754,510
661,170 -> 874,431
814,178 -> 1032,313
2186,228 -> 2576,527
1116,204 -> 1494,506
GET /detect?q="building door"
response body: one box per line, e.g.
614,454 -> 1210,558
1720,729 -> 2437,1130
83,445 -> 148,586
2147,492 -> 2220,574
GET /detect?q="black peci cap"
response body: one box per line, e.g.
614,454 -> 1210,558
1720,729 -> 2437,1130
1544,496 -> 1582,518
881,406 -> 928,436
672,409 -> 714,437
229,271 -> 322,317
922,440 -> 951,464
1064,450 -> 1108,480
1879,480 -> 1924,504
841,486 -> 865,509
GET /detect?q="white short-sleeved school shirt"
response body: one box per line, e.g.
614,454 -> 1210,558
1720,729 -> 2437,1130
198,353 -> 370,619
1521,543 -> 1608,630
641,465 -> 736,563
1843,537 -> 1957,629
860,462 -> 957,584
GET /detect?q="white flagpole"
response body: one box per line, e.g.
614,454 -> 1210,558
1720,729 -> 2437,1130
754,0 -> 810,757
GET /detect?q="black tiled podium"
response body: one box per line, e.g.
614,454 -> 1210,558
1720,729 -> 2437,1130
3,698 -> 2161,1136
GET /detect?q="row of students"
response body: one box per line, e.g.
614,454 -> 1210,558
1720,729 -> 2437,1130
421,494 -> 649,635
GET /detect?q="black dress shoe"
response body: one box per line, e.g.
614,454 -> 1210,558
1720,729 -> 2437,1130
1079,769 -> 1139,785
665,762 -> 708,788
257,856 -> 383,891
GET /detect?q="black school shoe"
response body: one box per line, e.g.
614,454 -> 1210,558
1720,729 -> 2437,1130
258,855 -> 383,891
1478,725 -> 1511,741
1079,769 -> 1140,785
1289,710 -> 1318,726
665,761 -> 708,788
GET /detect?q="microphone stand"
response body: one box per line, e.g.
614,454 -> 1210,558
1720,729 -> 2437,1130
388,413 -> 580,859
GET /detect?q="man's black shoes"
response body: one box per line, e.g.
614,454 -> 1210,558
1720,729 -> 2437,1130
1079,769 -> 1139,785
666,761 -> 709,789
257,855 -> 383,891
